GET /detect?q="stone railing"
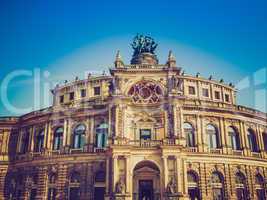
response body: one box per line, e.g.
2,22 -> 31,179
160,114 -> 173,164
185,147 -> 198,152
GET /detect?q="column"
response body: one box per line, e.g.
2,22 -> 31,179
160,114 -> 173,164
240,122 -> 249,156
164,110 -> 169,138
67,119 -> 72,146
182,158 -> 188,195
16,129 -> 22,153
30,126 -> 35,152
90,117 -> 94,145
196,115 -> 203,152
176,157 -> 183,193
44,122 -> 48,150
63,119 -> 68,146
105,157 -> 110,194
219,117 -> 226,154
162,156 -> 168,188
46,121 -> 52,150
125,156 -> 130,194
113,156 -> 118,192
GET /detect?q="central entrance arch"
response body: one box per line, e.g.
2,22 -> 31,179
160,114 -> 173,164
133,160 -> 161,200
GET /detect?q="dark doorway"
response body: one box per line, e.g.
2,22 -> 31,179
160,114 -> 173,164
188,188 -> 200,200
94,187 -> 105,200
139,180 -> 153,200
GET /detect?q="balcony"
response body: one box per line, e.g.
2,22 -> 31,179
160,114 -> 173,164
112,138 -> 178,148
185,147 -> 197,152
209,148 -> 222,154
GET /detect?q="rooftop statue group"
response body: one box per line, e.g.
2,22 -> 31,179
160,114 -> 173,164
131,34 -> 158,56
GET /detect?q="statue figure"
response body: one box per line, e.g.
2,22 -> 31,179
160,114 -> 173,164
131,34 -> 158,56
115,177 -> 125,194
166,177 -> 177,194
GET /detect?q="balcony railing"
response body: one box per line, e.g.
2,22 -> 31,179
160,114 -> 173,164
113,138 -> 178,147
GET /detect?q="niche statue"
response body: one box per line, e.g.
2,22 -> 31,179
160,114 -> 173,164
115,178 -> 125,194
166,177 -> 177,194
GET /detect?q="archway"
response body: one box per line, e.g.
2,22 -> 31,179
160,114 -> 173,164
133,160 -> 161,200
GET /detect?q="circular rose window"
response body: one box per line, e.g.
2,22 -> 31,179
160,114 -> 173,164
128,81 -> 163,103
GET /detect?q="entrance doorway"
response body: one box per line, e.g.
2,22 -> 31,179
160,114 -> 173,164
94,187 -> 105,200
139,180 -> 153,200
133,160 -> 160,200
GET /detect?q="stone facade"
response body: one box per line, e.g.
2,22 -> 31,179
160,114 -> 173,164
0,45 -> 266,200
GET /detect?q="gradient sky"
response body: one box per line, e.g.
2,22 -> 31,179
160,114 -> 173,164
0,0 -> 266,116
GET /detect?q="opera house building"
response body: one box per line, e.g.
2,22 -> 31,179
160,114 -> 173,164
0,36 -> 266,200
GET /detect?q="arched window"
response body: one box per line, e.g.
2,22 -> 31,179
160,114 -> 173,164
21,129 -> 30,154
228,126 -> 241,150
69,172 -> 80,200
187,171 -> 200,200
47,173 -> 57,200
262,132 -> 267,152
184,123 -> 196,147
35,129 -> 45,152
255,174 -> 266,200
235,172 -> 248,200
72,124 -> 86,149
206,124 -> 220,149
96,123 -> 108,148
247,129 -> 259,152
53,127 -> 63,150
128,81 -> 163,104
210,172 -> 224,200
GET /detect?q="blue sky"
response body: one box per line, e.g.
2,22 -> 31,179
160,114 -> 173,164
0,0 -> 266,116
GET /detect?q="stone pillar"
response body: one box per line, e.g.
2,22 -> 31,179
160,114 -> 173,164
125,156 -> 130,194
46,122 -> 52,150
67,120 -> 72,146
44,122 -> 48,150
164,110 -> 169,138
196,115 -> 203,152
0,166 -> 8,200
256,125 -> 264,156
113,156 -> 118,192
240,122 -> 249,156
57,164 -> 68,199
199,163 -> 207,199
16,129 -> 22,153
182,158 -> 188,195
63,119 -> 68,147
30,126 -> 35,152
90,117 -> 94,145
176,157 -> 182,193
219,117 -> 227,153
162,156 -> 168,188
36,166 -> 47,200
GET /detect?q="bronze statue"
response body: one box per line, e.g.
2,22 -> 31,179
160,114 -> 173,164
131,34 -> 158,56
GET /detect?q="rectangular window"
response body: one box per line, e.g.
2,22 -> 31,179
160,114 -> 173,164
263,133 -> 267,152
188,86 -> 196,95
202,88 -> 209,97
225,94 -> 230,102
59,95 -> 64,103
94,86 -> 101,96
214,91 -> 220,99
69,92 -> 74,101
80,89 -> 86,98
140,129 -> 151,140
